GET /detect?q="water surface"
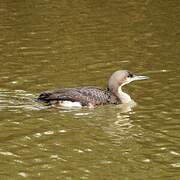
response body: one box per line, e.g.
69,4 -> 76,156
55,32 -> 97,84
0,0 -> 180,179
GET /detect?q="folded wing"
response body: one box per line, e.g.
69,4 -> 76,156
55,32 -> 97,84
38,87 -> 110,106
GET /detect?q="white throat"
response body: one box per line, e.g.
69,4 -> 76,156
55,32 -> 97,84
118,86 -> 132,104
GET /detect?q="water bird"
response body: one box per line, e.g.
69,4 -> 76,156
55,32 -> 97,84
38,70 -> 149,107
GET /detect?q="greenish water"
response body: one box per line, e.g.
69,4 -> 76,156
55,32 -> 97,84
0,0 -> 180,179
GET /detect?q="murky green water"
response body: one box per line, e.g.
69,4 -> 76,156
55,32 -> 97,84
0,0 -> 180,179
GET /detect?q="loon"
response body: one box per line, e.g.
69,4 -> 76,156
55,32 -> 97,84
38,70 -> 149,107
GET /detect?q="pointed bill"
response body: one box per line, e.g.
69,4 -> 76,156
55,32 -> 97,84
132,75 -> 149,81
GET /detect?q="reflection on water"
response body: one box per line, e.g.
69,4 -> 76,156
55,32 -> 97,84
0,89 -> 45,111
0,0 -> 180,179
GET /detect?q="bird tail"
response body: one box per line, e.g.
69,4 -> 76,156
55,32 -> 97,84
37,92 -> 51,102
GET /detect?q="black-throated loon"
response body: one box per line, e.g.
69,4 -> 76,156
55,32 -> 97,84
38,70 -> 149,107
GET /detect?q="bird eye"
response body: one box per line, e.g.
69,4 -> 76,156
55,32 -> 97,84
127,73 -> 133,78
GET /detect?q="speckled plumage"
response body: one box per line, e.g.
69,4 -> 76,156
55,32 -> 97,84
38,87 -> 120,106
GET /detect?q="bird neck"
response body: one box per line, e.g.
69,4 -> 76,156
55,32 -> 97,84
117,86 -> 132,104
108,83 -> 132,104
108,76 -> 132,104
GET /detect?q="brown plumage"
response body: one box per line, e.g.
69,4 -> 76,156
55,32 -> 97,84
38,87 -> 119,106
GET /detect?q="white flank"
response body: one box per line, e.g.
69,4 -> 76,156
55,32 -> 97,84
60,101 -> 82,108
